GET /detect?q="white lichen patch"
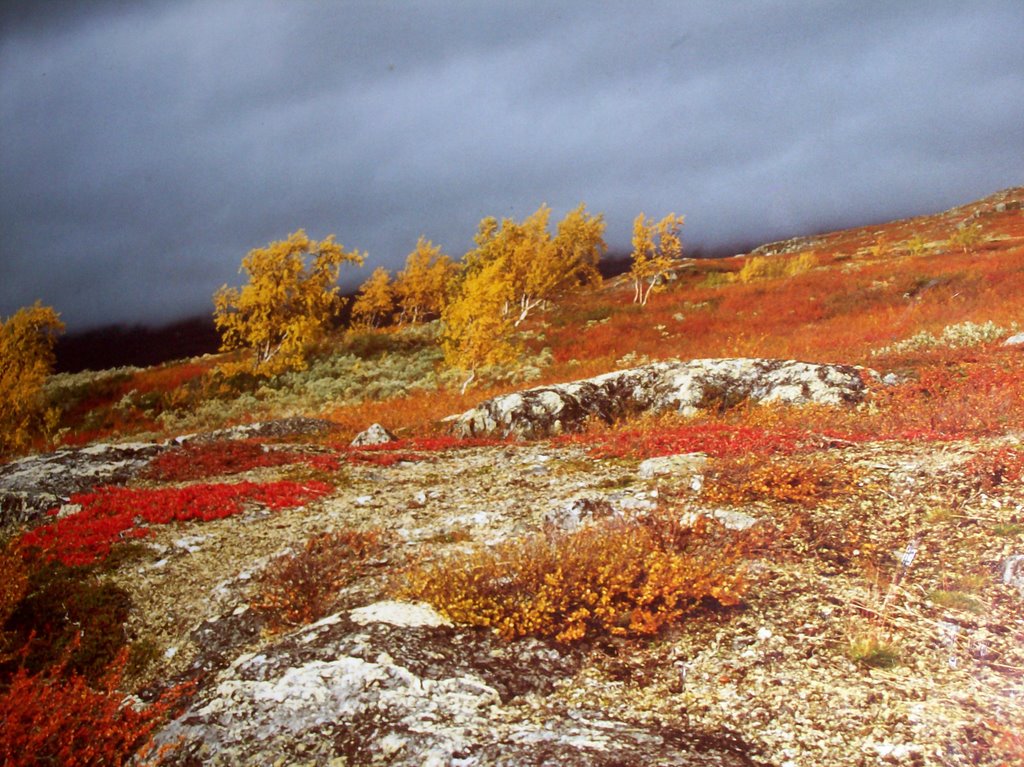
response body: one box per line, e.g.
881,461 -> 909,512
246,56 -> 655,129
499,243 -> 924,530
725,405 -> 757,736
349,600 -> 453,628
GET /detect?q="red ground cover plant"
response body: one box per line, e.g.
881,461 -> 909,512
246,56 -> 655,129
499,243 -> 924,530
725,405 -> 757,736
962,446 -> 1024,490
0,644 -> 190,767
15,481 -> 333,567
143,439 -> 341,481
127,360 -> 212,396
558,421 -> 810,460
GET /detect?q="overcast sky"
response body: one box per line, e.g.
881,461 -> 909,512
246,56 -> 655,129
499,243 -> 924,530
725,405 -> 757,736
2,1 -> 1022,330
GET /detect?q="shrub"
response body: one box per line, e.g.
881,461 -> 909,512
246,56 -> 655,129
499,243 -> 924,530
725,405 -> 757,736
0,646 -> 189,767
16,481 -> 333,568
846,627 -> 901,668
948,223 -> 983,254
0,302 -> 64,457
0,551 -> 29,659
990,717 -> 1024,767
253,529 -> 387,631
873,320 -> 1015,357
702,455 -> 858,506
1,561 -> 131,683
903,234 -> 929,257
962,446 -> 1024,490
399,512 -> 752,643
737,252 -> 817,284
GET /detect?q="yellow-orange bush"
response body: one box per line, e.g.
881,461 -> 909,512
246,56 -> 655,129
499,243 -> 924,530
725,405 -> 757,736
398,512 -> 751,643
0,302 -> 64,457
703,455 -> 858,506
253,529 -> 386,631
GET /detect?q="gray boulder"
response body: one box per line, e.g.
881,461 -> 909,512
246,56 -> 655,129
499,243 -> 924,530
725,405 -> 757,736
451,358 -> 870,439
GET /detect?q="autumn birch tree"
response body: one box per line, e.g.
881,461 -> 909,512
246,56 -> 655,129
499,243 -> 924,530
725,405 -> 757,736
630,212 -> 685,305
394,237 -> 457,324
0,302 -> 64,456
351,267 -> 395,328
440,256 -> 516,390
440,203 -> 605,382
465,203 -> 605,327
213,230 -> 364,375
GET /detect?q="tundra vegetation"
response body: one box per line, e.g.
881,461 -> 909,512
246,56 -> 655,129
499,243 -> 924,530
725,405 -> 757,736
1,189 -> 1023,766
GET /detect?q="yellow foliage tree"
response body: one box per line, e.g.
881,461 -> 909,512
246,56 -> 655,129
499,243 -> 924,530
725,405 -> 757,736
630,212 -> 684,305
394,237 -> 457,324
0,301 -> 64,456
351,266 -> 395,328
949,223 -> 983,254
440,256 -> 516,386
467,203 -> 605,326
440,203 -> 605,380
213,230 -> 364,375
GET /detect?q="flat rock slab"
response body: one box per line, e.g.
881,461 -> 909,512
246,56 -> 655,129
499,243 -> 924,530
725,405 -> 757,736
0,442 -> 164,527
178,416 -> 339,444
452,358 -> 869,439
155,605 -> 753,767
0,418 -> 340,529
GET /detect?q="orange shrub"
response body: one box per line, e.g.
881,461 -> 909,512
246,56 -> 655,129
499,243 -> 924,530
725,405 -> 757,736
253,529 -> 387,631
324,386 -> 511,440
703,455 -> 859,506
398,512 -> 752,643
963,446 -> 1024,491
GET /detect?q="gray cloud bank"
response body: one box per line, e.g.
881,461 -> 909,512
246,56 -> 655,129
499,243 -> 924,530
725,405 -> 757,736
2,1 -> 1022,329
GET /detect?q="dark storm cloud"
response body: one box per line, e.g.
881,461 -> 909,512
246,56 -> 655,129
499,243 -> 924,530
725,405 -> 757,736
2,1 -> 1022,329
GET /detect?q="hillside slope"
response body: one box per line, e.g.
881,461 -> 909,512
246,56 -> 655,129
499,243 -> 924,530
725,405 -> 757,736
1,188 -> 1023,766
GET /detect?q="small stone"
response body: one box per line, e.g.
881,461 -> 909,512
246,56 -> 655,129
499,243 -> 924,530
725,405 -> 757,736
350,423 -> 397,447
1001,554 -> 1024,595
1002,332 -> 1024,348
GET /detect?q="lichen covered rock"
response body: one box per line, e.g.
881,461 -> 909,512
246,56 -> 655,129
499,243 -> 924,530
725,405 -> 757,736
154,605 -> 751,766
0,442 -> 164,526
451,358 -> 869,439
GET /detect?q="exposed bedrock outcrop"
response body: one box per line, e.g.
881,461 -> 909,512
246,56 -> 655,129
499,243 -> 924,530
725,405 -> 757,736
0,417 -> 338,528
0,442 -> 164,527
155,602 -> 753,766
451,358 -> 871,439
